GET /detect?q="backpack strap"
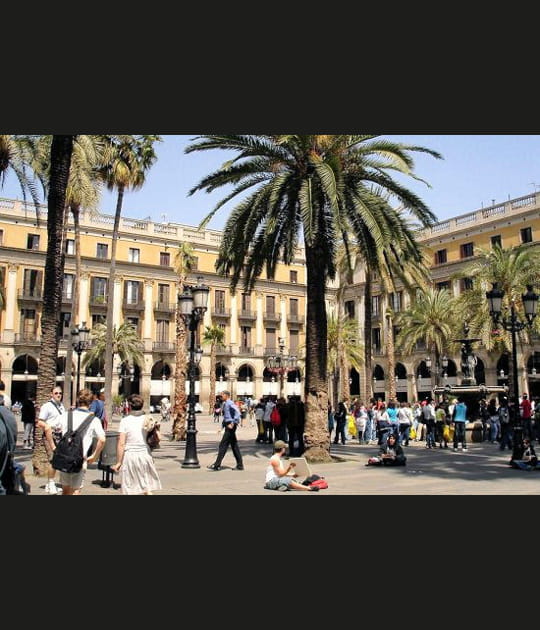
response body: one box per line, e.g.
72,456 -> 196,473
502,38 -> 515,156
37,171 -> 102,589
0,411 -> 15,479
74,413 -> 95,438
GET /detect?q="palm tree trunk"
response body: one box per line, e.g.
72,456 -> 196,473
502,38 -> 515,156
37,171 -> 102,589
386,314 -> 397,401
33,135 -> 74,476
332,370 -> 339,410
363,273 -> 373,403
208,342 -> 216,414
104,185 -> 123,425
172,305 -> 188,440
339,353 -> 349,403
64,203 -> 81,409
303,241 -> 331,463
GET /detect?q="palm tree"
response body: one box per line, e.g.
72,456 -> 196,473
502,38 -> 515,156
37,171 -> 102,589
327,313 -> 363,409
171,242 -> 196,441
454,243 -> 540,398
186,135 -> 440,462
202,325 -> 226,413
0,135 -> 41,214
396,287 -> 459,394
33,135 -> 75,476
98,135 -> 161,423
83,322 -> 144,384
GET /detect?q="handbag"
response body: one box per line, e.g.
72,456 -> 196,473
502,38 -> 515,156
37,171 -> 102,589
442,425 -> 450,442
146,423 -> 161,450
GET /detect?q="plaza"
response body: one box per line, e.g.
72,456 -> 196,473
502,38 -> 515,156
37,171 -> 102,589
13,412 -> 540,495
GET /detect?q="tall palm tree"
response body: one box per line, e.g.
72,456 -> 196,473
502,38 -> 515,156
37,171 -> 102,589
202,325 -> 226,413
327,313 -> 363,409
0,135 -> 41,214
33,135 -> 75,476
454,243 -> 540,398
98,135 -> 161,423
396,287 -> 458,394
171,242 -> 196,441
83,322 -> 144,381
186,135 -> 440,462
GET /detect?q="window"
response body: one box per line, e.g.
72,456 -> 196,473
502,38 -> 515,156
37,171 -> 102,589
0,229 -> 3,246
372,328 -> 381,352
92,314 -> 106,327
63,274 -> 74,299
158,284 -> 170,305
65,239 -> 75,255
20,309 -> 37,336
126,317 -> 139,334
389,292 -> 402,312
57,312 -> 71,339
435,249 -> 447,265
27,234 -> 40,250
460,277 -> 474,292
241,326 -> 251,349
290,298 -> 298,317
266,295 -> 275,314
92,276 -> 108,298
491,235 -> 502,248
436,281 -> 450,291
345,300 -> 355,318
156,319 -> 169,343
128,247 -> 140,263
214,289 -> 225,313
96,243 -> 108,259
521,227 -> 533,244
160,252 -> 170,266
372,295 -> 380,317
125,280 -> 141,304
191,256 -> 199,271
241,293 -> 251,312
460,242 -> 474,258
266,328 -> 276,350
289,330 -> 299,353
290,270 -> 298,283
23,269 -> 42,297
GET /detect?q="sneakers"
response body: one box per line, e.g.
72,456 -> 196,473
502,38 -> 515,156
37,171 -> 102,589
462,448 -> 468,452
233,466 -> 244,470
277,485 -> 289,492
207,465 -> 222,471
46,480 -> 58,494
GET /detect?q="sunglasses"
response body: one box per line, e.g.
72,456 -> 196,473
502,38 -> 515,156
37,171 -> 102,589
53,392 -> 63,395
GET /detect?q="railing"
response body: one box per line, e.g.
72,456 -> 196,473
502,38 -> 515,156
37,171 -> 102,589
265,347 -> 278,355
152,342 -> 176,353
238,310 -> 256,320
216,344 -> 232,355
154,301 -> 176,313
238,346 -> 252,355
211,308 -> 231,318
18,288 -> 42,300
122,299 -> 145,311
14,333 -> 40,343
287,313 -> 305,325
263,312 -> 281,322
89,295 -> 108,307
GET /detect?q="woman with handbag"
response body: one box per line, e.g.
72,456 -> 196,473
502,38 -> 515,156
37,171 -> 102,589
111,394 -> 162,495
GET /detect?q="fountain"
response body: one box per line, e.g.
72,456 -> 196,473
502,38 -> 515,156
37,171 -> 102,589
433,324 -> 508,441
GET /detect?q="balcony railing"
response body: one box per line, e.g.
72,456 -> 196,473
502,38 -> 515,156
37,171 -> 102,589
89,295 -> 108,307
154,301 -> 176,313
15,333 -> 40,344
18,288 -> 42,300
263,311 -> 281,322
265,347 -> 278,355
152,341 -> 176,353
238,310 -> 256,320
287,313 -> 305,325
122,299 -> 145,311
61,291 -> 73,304
238,345 -> 252,355
216,344 -> 232,355
212,308 -> 231,318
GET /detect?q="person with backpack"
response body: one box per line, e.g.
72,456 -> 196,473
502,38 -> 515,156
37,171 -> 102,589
263,440 -> 319,492
207,391 -> 244,471
333,401 -> 348,445
36,386 -> 66,495
49,388 -> 106,495
0,394 -> 30,495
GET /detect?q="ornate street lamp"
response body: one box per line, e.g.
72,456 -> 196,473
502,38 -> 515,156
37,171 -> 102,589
265,337 -> 298,399
178,277 -> 210,468
71,322 -> 91,395
486,283 -> 539,458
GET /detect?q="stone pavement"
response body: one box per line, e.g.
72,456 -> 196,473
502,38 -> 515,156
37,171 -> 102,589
13,414 -> 540,495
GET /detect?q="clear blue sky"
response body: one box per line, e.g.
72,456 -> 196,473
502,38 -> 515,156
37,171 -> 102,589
2,135 -> 540,230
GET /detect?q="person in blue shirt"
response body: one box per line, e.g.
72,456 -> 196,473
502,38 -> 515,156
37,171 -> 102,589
207,391 -> 244,471
89,389 -> 106,429
452,397 -> 468,452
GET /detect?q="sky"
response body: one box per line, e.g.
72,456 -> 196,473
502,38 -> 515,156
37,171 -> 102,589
1,134 -> 540,231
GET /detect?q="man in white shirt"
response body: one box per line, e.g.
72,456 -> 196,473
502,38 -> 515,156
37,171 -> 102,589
36,386 -> 66,494
48,388 -> 106,496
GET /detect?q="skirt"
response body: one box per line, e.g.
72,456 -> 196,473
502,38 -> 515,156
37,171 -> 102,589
120,449 -> 162,495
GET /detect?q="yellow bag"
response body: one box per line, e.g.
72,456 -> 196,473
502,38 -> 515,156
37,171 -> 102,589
347,415 -> 357,437
409,427 -> 417,440
443,425 -> 450,442
448,426 -> 455,441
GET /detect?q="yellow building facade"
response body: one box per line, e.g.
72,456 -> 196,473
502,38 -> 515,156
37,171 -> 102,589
0,198 -> 307,407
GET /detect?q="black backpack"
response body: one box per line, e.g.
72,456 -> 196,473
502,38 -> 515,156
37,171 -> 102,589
51,411 -> 95,474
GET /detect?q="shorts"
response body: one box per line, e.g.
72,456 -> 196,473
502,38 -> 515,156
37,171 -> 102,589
264,476 -> 293,491
59,462 -> 87,490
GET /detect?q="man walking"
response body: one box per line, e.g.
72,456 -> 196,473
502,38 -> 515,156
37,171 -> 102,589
207,391 -> 244,471
36,386 -> 66,494
452,397 -> 468,452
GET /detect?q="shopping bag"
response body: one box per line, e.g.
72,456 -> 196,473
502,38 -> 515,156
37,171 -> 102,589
409,427 -> 417,440
443,425 -> 450,442
347,415 -> 357,437
448,426 -> 455,441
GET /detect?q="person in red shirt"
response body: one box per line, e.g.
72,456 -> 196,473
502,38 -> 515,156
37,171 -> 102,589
520,393 -> 533,440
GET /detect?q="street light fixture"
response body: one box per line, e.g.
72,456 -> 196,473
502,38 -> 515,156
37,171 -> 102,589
486,283 -> 539,458
71,322 -> 91,395
266,337 -> 298,399
178,276 -> 210,469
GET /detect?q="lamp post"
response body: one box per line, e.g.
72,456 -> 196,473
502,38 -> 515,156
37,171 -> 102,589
71,322 -> 91,395
266,337 -> 298,399
178,277 -> 210,468
486,283 -> 539,457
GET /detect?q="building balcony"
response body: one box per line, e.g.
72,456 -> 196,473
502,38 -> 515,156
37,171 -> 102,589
153,341 -> 176,353
122,299 -> 145,312
154,301 -> 176,315
265,347 -> 278,356
287,313 -> 305,326
61,291 -> 73,305
89,295 -> 108,308
263,311 -> 281,323
216,344 -> 233,356
211,308 -> 231,319
15,332 -> 41,344
238,345 -> 253,355
17,288 -> 42,302
238,310 -> 256,321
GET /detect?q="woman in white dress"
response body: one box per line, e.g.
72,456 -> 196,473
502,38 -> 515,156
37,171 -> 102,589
111,394 -> 162,495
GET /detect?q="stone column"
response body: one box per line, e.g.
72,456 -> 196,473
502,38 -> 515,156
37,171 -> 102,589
143,280 -> 153,340
255,292 -> 264,349
230,292 -> 238,349
280,295 -> 287,341
3,264 -> 18,341
79,273 -> 90,326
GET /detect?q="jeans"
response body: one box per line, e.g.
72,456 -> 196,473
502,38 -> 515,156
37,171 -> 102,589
365,417 -> 375,442
426,423 -> 437,447
213,425 -> 243,468
334,420 -> 346,444
23,423 -> 34,446
263,421 -> 274,443
453,422 -> 467,448
500,423 -> 513,450
398,424 -> 410,445
489,417 -> 500,442
522,418 -> 533,441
